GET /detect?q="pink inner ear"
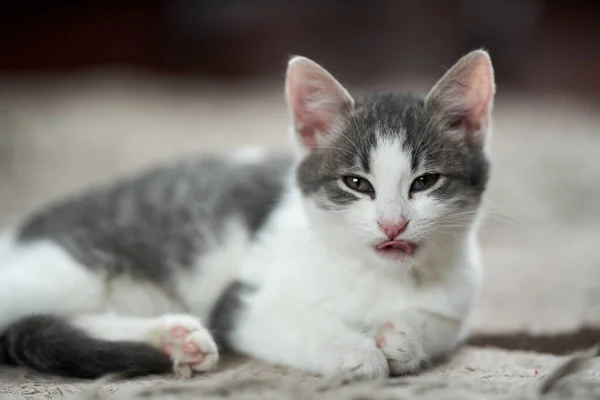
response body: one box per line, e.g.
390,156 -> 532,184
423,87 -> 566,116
289,82 -> 345,149
462,66 -> 493,134
290,92 -> 331,149
286,57 -> 355,151
298,122 -> 326,149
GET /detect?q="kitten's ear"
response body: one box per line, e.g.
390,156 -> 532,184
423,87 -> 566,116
285,56 -> 354,151
425,50 -> 495,145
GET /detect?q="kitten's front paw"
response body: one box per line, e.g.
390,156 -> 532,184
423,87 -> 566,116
376,322 -> 425,376
148,314 -> 219,375
325,343 -> 389,379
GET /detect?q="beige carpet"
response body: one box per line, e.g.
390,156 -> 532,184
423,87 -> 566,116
1,347 -> 599,399
0,74 -> 599,398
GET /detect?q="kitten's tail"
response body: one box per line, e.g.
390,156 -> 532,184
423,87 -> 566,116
0,315 -> 172,379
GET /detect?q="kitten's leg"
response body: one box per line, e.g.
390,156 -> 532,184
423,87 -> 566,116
71,313 -> 219,373
228,305 -> 389,378
0,240 -> 105,331
375,310 -> 461,375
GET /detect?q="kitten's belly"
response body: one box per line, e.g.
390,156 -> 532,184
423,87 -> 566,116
97,220 -> 253,321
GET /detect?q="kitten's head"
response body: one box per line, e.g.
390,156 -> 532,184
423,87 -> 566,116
286,50 -> 495,267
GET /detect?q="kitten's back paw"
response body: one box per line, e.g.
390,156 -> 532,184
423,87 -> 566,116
148,314 -> 219,374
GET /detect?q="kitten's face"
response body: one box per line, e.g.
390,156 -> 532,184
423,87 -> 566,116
296,94 -> 489,266
286,50 -> 495,267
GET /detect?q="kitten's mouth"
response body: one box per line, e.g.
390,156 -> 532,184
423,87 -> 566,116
375,240 -> 417,260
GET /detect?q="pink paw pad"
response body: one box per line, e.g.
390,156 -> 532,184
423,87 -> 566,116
161,326 -> 205,365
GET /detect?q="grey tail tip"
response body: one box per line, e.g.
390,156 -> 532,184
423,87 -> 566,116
0,314 -> 173,379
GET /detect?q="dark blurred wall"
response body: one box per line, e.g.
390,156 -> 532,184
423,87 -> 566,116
1,0 -> 599,98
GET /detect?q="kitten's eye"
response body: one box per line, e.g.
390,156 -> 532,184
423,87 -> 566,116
342,176 -> 374,194
410,173 -> 440,194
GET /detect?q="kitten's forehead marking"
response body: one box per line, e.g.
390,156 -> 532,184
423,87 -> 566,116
371,131 -> 412,204
352,92 -> 426,175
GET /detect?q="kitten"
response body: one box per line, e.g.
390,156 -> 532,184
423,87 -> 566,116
0,50 -> 494,379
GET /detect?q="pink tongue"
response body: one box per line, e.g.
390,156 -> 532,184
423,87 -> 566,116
377,240 -> 413,255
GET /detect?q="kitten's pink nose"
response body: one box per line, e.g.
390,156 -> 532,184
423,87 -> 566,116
378,219 -> 409,239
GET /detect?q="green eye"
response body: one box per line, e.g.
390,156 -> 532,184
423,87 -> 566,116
410,173 -> 440,193
342,176 -> 374,194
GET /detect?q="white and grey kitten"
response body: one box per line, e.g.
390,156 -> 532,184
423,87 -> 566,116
0,50 -> 494,379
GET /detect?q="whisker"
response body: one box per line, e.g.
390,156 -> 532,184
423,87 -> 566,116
423,148 -> 468,157
436,224 -> 490,235
416,102 -> 445,152
330,127 -> 369,169
346,102 -> 369,165
480,201 -> 520,226
434,230 -> 464,244
422,236 -> 442,259
418,134 -> 455,159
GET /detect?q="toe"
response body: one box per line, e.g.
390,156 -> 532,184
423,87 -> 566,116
170,326 -> 189,338
181,341 -> 200,354
190,352 -> 218,372
189,354 -> 205,365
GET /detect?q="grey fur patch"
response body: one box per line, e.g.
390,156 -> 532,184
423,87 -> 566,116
0,315 -> 171,378
18,154 -> 293,284
296,91 -> 489,210
209,281 -> 256,350
296,152 -> 360,208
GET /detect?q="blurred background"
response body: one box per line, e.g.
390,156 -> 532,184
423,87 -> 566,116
0,1 -> 599,343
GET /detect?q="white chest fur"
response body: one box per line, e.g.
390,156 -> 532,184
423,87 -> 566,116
238,192 -> 482,333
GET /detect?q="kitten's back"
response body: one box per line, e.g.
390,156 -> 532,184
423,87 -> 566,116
16,153 -> 293,283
